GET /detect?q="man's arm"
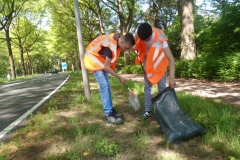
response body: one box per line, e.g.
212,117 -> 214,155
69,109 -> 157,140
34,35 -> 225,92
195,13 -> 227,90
163,46 -> 176,88
103,57 -> 125,85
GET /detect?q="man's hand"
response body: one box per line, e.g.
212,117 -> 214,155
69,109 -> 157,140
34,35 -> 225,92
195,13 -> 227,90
169,77 -> 176,88
118,76 -> 126,85
104,57 -> 126,85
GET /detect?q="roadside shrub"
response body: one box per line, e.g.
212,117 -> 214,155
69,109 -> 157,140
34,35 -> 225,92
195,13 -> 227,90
175,60 -> 191,78
118,52 -> 239,82
116,57 -> 125,71
118,65 -> 143,74
175,52 -> 240,82
217,52 -> 240,82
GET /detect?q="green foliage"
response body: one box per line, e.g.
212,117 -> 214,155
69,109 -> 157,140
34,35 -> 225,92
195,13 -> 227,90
116,51 -> 141,73
178,92 -> 240,157
118,51 -> 240,82
175,52 -> 240,82
217,52 -> 240,81
164,16 -> 181,59
95,136 -> 119,156
1,72 -> 240,159
118,65 -> 144,74
65,148 -> 83,160
0,32 -> 9,77
115,56 -> 125,70
0,147 -> 8,160
196,1 -> 240,56
0,54 -> 9,77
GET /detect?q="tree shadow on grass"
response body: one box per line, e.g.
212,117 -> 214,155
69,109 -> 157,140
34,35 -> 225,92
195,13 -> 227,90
2,73 -> 239,159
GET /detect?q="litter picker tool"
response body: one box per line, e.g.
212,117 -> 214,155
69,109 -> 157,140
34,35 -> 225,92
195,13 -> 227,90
134,49 -> 155,95
124,84 -> 140,111
124,84 -> 135,96
134,49 -> 146,77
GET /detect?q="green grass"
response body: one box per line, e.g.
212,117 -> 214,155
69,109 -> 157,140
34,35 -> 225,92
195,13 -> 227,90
0,71 -> 240,160
0,74 -> 39,84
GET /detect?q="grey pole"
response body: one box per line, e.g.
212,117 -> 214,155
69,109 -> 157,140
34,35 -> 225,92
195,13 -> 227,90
73,0 -> 90,100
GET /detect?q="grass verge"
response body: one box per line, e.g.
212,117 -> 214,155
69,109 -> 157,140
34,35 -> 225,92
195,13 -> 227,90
0,74 -> 39,85
0,71 -> 239,160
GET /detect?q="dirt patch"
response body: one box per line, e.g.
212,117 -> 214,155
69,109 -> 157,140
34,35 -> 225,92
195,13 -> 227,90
120,74 -> 240,106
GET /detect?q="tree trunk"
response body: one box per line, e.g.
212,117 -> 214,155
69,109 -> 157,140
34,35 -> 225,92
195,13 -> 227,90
5,29 -> 16,78
75,42 -> 81,70
96,0 -> 105,34
71,62 -> 75,71
19,39 -> 26,76
124,51 -> 130,65
101,0 -> 134,65
76,52 -> 81,70
26,52 -> 32,75
177,0 -> 182,16
181,0 -> 196,60
29,61 -> 33,75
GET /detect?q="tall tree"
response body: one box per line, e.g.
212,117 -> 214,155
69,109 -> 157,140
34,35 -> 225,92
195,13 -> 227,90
78,0 -> 105,34
11,17 -> 41,76
0,0 -> 28,78
101,0 -> 135,65
47,0 -> 80,71
180,0 -> 196,59
146,0 -> 177,29
101,0 -> 134,35
0,35 -> 9,77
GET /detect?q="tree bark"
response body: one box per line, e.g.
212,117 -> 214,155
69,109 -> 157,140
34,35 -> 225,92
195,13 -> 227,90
181,0 -> 196,60
18,38 -> 26,76
101,0 -> 134,65
95,0 -> 105,34
76,51 -> 81,70
124,51 -> 130,65
5,29 -> 16,78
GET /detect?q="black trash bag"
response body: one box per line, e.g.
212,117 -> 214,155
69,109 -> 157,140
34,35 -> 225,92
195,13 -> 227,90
152,87 -> 206,143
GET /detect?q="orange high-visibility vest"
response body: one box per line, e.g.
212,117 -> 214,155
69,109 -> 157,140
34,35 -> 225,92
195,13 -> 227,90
135,27 -> 169,84
84,33 -> 121,72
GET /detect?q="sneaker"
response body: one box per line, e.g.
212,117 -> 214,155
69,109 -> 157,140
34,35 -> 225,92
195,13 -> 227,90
112,108 -> 124,118
106,112 -> 123,124
136,112 -> 151,121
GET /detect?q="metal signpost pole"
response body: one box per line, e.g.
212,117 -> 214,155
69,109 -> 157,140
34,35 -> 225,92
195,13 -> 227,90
73,0 -> 90,100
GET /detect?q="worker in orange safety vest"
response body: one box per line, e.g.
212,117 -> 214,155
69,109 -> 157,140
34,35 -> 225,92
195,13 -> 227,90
134,23 -> 177,121
84,33 -> 135,124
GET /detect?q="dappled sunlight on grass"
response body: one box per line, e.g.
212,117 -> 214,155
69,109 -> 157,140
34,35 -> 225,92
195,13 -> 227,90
89,82 -> 99,90
0,71 -> 240,159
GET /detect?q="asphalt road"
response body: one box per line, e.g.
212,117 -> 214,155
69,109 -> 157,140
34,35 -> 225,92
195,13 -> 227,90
0,73 -> 69,142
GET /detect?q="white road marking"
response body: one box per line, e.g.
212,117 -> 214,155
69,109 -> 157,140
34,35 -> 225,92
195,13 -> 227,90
0,75 -> 70,139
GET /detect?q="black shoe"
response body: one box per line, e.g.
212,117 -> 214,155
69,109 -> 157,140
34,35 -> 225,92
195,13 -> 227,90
136,112 -> 151,121
106,112 -> 122,124
112,108 -> 124,118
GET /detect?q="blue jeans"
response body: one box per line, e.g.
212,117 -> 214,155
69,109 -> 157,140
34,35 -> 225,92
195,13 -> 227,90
143,57 -> 167,112
144,73 -> 167,112
93,70 -> 113,116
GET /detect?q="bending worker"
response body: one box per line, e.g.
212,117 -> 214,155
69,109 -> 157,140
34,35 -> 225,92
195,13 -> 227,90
84,33 -> 135,124
134,22 -> 177,120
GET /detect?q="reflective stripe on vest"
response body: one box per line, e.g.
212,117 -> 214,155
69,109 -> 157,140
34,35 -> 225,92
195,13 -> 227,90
84,34 -> 117,70
101,34 -> 117,63
85,53 -> 104,68
147,28 -> 167,79
85,43 -> 104,68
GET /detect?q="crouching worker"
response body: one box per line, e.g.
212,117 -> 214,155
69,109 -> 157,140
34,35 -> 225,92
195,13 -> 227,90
84,33 -> 135,124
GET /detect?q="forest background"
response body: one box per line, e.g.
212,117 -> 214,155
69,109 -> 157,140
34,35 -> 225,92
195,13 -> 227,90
0,0 -> 239,82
